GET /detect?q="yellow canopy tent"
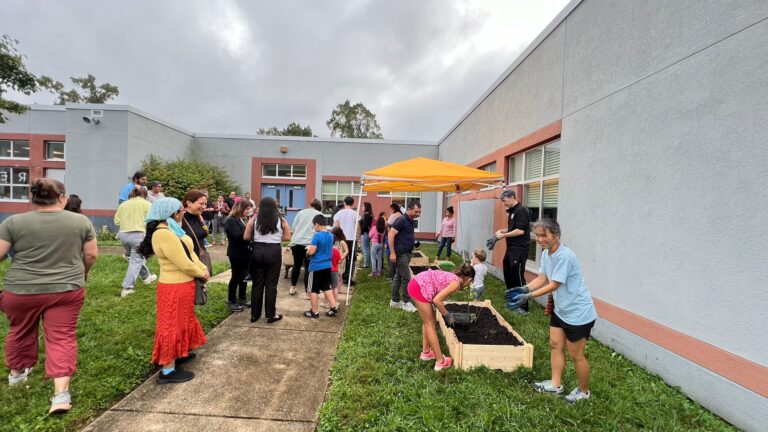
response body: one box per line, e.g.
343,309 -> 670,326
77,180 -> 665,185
343,157 -> 504,304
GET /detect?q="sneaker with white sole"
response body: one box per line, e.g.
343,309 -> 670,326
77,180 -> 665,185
533,380 -> 564,394
48,390 -> 72,415
401,302 -> 417,313
434,356 -> 453,371
141,274 -> 158,284
419,350 -> 435,361
8,367 -> 32,386
564,387 -> 590,404
389,300 -> 404,309
120,288 -> 135,298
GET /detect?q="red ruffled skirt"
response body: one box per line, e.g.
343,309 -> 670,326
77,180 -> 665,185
151,280 -> 207,365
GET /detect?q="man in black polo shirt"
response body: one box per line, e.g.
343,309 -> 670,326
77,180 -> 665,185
495,190 -> 531,315
388,201 -> 421,313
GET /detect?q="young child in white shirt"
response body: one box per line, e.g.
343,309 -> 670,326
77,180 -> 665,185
470,249 -> 488,299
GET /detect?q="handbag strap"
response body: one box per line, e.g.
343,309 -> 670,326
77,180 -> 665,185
182,216 -> 204,257
158,226 -> 197,264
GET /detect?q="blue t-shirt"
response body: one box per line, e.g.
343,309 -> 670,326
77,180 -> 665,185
118,182 -> 135,204
308,231 -> 333,271
540,245 -> 597,326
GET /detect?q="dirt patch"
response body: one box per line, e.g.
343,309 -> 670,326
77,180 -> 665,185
410,265 -> 439,275
445,304 -> 523,346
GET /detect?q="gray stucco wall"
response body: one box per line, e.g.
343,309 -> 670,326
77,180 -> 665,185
193,135 -> 440,232
0,106 -> 66,134
437,1 -> 768,430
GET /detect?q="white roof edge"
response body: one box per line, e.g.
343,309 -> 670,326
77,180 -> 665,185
62,103 -> 194,136
437,0 -> 583,144
28,104 -> 66,111
193,132 -> 437,146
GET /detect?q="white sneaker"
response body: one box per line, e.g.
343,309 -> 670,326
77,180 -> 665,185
120,288 -> 135,298
389,300 -> 403,309
564,387 -> 591,404
8,367 -> 32,386
401,302 -> 418,313
141,274 -> 158,284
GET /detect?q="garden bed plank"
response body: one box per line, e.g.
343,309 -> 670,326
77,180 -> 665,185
436,300 -> 534,372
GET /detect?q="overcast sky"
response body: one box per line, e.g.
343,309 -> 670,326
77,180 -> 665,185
3,0 -> 568,141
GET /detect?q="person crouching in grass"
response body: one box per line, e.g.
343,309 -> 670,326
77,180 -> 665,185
304,215 -> 340,318
506,218 -> 597,404
410,264 -> 475,371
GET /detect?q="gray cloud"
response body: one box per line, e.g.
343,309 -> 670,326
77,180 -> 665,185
2,0 -> 565,140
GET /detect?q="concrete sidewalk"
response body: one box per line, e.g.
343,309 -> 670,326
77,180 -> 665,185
83,270 -> 350,432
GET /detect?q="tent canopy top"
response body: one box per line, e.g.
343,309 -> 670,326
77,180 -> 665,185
362,157 -> 503,192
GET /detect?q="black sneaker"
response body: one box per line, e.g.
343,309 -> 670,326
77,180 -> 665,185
304,310 -> 320,318
325,306 -> 340,317
227,301 -> 244,312
156,368 -> 194,384
176,352 -> 197,365
237,299 -> 251,308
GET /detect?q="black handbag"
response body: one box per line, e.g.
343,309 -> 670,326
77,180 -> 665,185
180,239 -> 208,306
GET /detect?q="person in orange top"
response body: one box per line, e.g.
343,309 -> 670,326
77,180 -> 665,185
137,198 -> 209,384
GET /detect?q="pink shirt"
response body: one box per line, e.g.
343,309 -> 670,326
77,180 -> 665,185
413,270 -> 459,302
440,217 -> 456,237
369,226 -> 386,244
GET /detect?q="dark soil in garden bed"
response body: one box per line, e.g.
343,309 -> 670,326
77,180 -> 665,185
411,265 -> 439,275
445,304 -> 523,346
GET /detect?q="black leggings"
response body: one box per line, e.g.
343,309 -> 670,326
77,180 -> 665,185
227,256 -> 249,303
290,244 -> 310,291
250,243 -> 282,320
503,247 -> 529,311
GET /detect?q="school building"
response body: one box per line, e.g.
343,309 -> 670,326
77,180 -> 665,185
0,0 -> 765,429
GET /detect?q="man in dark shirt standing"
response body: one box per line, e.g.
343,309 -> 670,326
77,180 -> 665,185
495,190 -> 531,315
388,201 -> 420,313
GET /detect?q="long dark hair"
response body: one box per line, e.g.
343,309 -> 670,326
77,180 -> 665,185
137,220 -> 162,258
256,197 -> 280,235
363,202 -> 372,215
64,194 -> 82,213
375,215 -> 386,234
331,226 -> 346,243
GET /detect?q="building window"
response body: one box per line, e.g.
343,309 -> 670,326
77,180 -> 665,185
321,181 -> 361,214
479,161 -> 497,172
0,140 -> 30,159
507,139 -> 560,267
0,167 -> 30,201
262,164 -> 306,179
45,141 -> 65,160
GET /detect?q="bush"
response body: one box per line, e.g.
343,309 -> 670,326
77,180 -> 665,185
141,155 -> 240,200
97,225 -> 117,242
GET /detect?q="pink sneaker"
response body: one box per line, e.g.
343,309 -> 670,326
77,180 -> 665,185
434,356 -> 453,371
419,350 -> 435,361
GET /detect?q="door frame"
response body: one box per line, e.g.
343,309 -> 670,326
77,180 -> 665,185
251,157 -> 316,206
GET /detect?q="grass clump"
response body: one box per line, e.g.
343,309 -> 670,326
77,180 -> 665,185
317,244 -> 734,431
0,255 -> 232,432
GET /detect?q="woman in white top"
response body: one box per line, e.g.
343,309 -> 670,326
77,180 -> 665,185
244,197 -> 291,324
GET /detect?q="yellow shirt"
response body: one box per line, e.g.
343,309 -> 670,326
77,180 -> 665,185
114,197 -> 152,232
152,227 -> 208,283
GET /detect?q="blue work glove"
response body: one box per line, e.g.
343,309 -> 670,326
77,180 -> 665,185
443,312 -> 456,328
504,285 -> 530,301
506,292 -> 532,310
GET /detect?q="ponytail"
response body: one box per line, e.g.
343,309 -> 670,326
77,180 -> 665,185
454,263 -> 475,280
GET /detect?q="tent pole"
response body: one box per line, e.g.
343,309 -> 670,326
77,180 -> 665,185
346,181 -> 364,305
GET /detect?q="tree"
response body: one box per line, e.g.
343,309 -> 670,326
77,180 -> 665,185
257,122 -> 313,137
38,74 -> 119,104
0,35 -> 40,123
326,100 -> 383,139
141,155 -> 240,200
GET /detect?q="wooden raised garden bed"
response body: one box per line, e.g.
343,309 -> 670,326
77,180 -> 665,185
436,300 -> 533,372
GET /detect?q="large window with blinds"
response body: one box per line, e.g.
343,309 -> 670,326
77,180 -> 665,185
321,181 -> 362,215
507,139 -> 560,266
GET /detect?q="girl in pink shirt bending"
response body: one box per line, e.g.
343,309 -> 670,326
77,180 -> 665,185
407,264 -> 475,371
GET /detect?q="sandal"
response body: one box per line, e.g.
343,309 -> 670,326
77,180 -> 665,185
267,314 -> 283,323
49,390 -> 72,415
303,310 -> 320,318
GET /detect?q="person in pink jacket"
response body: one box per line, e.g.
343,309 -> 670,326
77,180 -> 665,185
369,213 -> 387,276
435,206 -> 456,260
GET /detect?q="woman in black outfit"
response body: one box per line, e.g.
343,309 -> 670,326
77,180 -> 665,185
244,197 -> 291,324
224,200 -> 253,312
181,189 -> 209,257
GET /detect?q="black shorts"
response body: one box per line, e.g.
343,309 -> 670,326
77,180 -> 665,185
550,312 -> 595,342
308,268 -> 332,294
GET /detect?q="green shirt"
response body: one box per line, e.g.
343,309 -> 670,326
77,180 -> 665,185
0,211 -> 96,294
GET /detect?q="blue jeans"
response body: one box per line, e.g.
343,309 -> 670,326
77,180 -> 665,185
436,236 -> 454,258
370,243 -> 383,274
361,233 -> 371,267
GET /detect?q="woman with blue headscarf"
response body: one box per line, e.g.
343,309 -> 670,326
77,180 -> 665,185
137,197 -> 210,384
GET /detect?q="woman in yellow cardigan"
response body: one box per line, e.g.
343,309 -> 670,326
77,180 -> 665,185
137,198 -> 209,384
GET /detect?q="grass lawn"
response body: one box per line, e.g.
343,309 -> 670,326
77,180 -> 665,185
317,244 -> 734,431
0,255 -> 232,432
